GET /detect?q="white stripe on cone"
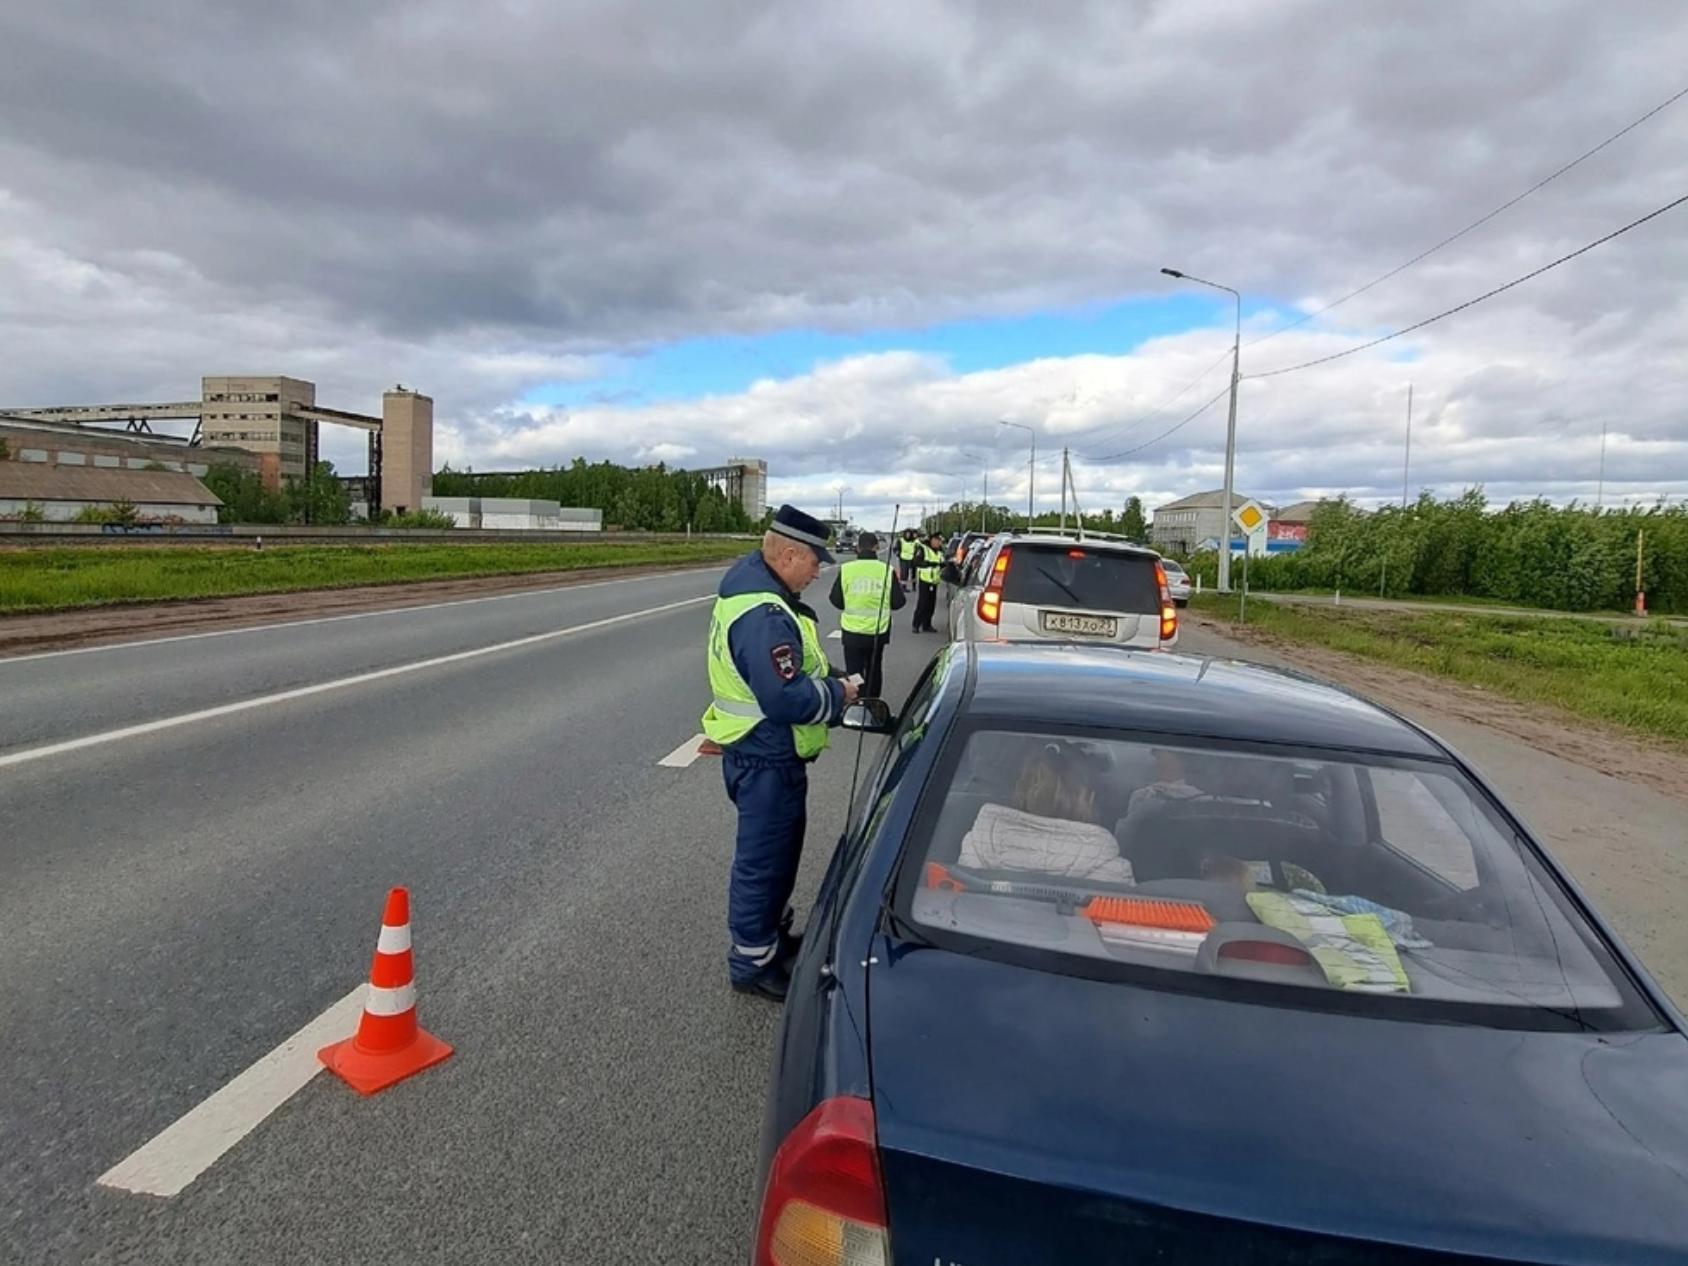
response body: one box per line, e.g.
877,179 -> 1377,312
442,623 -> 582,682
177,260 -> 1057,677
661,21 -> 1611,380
376,923 -> 412,954
364,982 -> 417,1016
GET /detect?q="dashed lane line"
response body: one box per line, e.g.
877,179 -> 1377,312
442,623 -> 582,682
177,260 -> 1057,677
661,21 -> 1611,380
97,987 -> 365,1198
0,594 -> 713,771
658,733 -> 711,768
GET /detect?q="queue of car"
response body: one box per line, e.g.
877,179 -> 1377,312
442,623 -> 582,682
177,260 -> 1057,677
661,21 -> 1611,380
750,529 -> 1688,1265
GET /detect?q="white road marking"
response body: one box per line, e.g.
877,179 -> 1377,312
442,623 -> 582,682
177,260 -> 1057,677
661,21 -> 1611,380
0,594 -> 713,771
657,733 -> 710,768
0,563 -> 728,666
826,629 -> 842,640
97,987 -> 365,1198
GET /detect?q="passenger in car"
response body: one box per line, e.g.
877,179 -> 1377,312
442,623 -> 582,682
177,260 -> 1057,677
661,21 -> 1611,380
1118,748 -> 1205,833
957,743 -> 1136,882
1013,742 -> 1100,825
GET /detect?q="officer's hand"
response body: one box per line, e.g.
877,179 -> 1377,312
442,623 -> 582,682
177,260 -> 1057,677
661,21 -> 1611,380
840,678 -> 861,705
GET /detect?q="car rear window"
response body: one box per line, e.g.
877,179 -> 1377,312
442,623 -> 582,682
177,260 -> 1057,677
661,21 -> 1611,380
896,727 -> 1653,1029
999,545 -> 1161,614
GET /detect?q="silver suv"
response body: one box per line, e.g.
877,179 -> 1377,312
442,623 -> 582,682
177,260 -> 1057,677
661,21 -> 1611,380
948,531 -> 1178,648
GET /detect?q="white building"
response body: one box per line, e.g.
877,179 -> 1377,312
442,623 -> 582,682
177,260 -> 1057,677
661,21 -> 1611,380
421,496 -> 603,531
0,463 -> 222,524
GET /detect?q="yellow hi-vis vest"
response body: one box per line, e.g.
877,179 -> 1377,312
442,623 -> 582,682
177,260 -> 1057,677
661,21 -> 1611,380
839,559 -> 895,635
918,544 -> 942,585
898,537 -> 919,562
701,591 -> 830,758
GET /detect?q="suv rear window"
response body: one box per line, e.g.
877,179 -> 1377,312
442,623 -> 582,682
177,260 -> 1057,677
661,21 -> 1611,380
1000,545 -> 1160,614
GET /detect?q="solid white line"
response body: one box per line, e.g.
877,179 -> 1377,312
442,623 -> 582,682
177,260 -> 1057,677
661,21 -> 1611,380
826,629 -> 842,640
0,594 -> 712,771
97,987 -> 365,1198
0,564 -> 727,666
657,733 -> 709,768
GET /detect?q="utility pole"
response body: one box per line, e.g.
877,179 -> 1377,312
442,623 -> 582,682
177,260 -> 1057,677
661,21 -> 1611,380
1161,268 -> 1241,591
1597,421 -> 1608,509
1060,447 -> 1069,531
981,470 -> 988,532
1402,384 -> 1413,508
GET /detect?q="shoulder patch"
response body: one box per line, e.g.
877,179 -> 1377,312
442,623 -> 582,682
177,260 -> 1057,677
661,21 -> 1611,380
770,643 -> 799,681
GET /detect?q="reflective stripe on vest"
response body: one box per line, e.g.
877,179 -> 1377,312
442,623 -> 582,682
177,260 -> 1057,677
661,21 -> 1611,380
701,590 -> 830,759
839,558 -> 894,635
917,544 -> 942,584
898,539 -> 918,561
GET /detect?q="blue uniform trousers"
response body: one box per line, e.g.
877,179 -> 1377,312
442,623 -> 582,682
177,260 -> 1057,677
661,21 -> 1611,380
722,750 -> 808,983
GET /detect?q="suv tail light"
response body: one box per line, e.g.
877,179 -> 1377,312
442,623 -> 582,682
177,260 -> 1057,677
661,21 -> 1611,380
976,548 -> 1012,626
1155,562 -> 1177,642
755,1096 -> 889,1266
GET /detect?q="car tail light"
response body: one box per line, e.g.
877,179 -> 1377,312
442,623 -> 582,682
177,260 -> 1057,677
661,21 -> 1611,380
755,1096 -> 889,1266
976,548 -> 1011,626
1218,940 -> 1315,967
1155,562 -> 1177,641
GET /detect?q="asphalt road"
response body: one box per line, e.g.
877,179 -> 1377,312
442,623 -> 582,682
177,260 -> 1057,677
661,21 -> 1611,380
0,562 -> 944,1264
3,569 -> 1683,1263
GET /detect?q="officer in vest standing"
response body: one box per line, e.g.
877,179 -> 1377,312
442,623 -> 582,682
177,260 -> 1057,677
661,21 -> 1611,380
910,531 -> 945,633
896,529 -> 920,590
701,506 -> 859,1001
827,531 -> 904,699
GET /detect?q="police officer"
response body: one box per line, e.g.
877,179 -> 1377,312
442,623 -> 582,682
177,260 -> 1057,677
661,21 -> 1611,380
910,531 -> 944,633
896,528 -> 920,591
701,506 -> 859,1001
827,531 -> 904,699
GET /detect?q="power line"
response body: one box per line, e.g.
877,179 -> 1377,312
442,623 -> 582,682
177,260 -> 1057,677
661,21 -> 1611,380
1083,386 -> 1231,464
1065,346 -> 1235,459
1247,82 -> 1688,348
1247,190 -> 1688,381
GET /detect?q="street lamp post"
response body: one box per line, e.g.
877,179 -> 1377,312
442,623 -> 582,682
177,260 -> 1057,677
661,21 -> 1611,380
1162,267 -> 1241,592
999,420 -> 1035,528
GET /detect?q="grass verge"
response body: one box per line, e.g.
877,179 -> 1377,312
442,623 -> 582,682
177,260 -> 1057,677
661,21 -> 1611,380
0,541 -> 747,614
1192,593 -> 1688,744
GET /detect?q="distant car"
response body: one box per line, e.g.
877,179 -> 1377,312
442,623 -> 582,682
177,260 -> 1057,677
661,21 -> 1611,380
1159,556 -> 1192,605
754,642 -> 1688,1265
949,532 -> 1177,648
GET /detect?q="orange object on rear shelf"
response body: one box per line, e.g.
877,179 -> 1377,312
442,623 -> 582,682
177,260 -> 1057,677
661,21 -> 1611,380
1083,896 -> 1215,934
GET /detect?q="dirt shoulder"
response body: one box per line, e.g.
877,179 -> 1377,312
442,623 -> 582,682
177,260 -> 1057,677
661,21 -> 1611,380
0,561 -> 725,657
1185,611 -> 1688,805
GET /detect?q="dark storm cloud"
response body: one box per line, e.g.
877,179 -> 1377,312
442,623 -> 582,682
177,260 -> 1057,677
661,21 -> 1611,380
1,0 -> 1685,514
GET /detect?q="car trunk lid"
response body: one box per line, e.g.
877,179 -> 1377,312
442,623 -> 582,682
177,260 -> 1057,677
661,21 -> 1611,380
867,939 -> 1688,1265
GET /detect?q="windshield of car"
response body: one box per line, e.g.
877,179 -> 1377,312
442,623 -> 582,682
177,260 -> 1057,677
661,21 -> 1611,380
898,727 -> 1653,1029
1161,560 -> 1186,576
999,545 -> 1161,614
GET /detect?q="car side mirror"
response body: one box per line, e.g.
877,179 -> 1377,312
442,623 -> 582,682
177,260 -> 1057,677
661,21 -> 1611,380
841,699 -> 895,733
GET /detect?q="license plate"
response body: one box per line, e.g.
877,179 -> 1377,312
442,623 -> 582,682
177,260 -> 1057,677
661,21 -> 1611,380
1041,611 -> 1118,637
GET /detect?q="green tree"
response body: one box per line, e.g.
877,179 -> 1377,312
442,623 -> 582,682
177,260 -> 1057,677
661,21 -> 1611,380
284,460 -> 352,526
1120,496 -> 1148,543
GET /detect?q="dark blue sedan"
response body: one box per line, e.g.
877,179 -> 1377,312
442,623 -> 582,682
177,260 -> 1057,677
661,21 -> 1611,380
753,642 -> 1688,1266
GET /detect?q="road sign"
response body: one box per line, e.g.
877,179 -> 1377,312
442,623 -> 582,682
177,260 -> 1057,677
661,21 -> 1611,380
1231,500 -> 1270,557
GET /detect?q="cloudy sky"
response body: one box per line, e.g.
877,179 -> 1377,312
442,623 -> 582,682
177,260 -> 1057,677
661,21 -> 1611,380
3,0 -> 1686,524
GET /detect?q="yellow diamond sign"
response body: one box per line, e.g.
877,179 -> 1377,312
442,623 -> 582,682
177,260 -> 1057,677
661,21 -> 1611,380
1234,503 -> 1265,533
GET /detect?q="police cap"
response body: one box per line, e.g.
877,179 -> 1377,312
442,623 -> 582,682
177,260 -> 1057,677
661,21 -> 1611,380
769,504 -> 835,564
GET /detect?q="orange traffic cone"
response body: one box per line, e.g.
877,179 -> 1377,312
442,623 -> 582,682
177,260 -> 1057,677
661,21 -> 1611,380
319,887 -> 453,1095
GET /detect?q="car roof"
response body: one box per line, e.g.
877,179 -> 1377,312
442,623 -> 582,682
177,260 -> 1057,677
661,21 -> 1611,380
960,642 -> 1444,758
994,533 -> 1160,558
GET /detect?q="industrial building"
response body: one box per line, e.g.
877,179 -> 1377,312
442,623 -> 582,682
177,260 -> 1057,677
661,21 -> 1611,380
2,376 -> 434,517
702,457 -> 767,521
